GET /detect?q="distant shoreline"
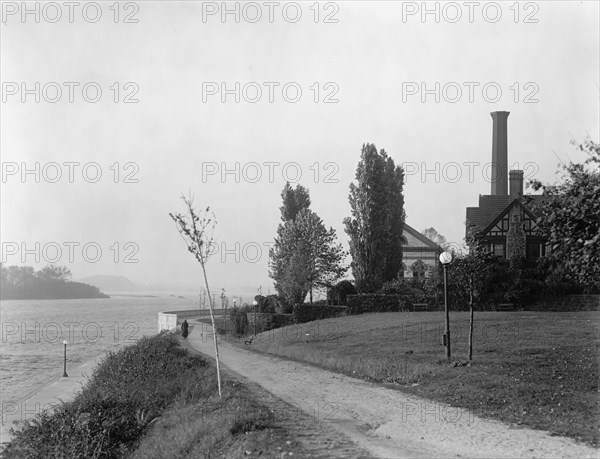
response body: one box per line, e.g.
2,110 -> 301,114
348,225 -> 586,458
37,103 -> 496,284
0,293 -> 110,300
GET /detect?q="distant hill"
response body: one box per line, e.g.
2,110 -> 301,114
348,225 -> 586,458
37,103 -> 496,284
77,275 -> 139,292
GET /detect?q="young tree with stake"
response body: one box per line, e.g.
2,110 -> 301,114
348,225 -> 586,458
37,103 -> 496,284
169,194 -> 222,397
452,234 -> 496,361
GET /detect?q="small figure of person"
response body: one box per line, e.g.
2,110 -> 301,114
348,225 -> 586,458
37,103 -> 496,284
181,319 -> 189,339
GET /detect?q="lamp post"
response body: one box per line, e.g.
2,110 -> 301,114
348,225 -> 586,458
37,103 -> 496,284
252,300 -> 258,336
439,251 -> 453,360
62,340 -> 68,377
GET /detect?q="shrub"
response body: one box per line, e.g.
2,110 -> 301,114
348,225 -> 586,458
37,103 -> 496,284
254,295 -> 267,312
327,280 -> 358,305
246,312 -> 274,332
271,313 -> 295,328
263,294 -> 282,314
346,294 -> 412,314
379,279 -> 425,297
293,304 -> 348,323
229,307 -> 249,335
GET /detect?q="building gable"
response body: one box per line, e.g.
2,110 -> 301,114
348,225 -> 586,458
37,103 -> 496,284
481,198 -> 542,238
402,223 -> 443,251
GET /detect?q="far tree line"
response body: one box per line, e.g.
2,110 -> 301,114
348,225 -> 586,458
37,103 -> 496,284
0,264 -> 108,300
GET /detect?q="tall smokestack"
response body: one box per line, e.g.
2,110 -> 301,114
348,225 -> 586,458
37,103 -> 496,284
490,111 -> 509,196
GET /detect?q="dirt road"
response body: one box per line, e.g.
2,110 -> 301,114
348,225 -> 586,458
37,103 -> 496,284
184,324 -> 598,459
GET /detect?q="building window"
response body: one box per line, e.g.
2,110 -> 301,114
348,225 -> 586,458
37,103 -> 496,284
398,263 -> 406,279
493,243 -> 505,259
526,241 -> 541,260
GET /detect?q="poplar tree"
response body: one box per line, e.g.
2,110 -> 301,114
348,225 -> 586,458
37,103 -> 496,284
344,143 -> 406,292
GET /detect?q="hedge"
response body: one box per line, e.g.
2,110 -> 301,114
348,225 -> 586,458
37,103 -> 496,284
272,313 -> 295,328
293,304 -> 348,324
346,294 -> 414,315
246,313 -> 295,331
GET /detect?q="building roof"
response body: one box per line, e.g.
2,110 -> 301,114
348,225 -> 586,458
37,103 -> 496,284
402,222 -> 443,251
466,194 -> 547,235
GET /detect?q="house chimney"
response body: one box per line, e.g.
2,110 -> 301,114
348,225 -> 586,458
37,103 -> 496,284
490,111 -> 509,196
509,170 -> 524,197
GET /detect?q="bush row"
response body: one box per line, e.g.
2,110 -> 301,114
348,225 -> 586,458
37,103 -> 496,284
293,304 -> 348,323
346,294 -> 418,315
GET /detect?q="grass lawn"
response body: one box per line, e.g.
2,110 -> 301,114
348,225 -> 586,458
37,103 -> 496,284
241,311 -> 600,447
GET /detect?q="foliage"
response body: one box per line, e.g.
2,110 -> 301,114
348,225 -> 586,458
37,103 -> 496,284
271,313 -> 295,329
263,294 -> 285,314
327,280 -> 358,305
346,294 -> 407,314
270,185 -> 347,305
379,278 -> 426,299
279,181 -> 311,221
292,304 -> 348,324
529,138 -> 600,289
253,294 -> 267,312
451,234 -> 497,309
344,143 -> 406,293
169,193 -> 223,397
229,307 -> 249,335
0,264 -> 107,300
421,227 -> 447,249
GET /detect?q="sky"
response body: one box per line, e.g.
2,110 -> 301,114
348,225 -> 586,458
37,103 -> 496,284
1,1 -> 599,297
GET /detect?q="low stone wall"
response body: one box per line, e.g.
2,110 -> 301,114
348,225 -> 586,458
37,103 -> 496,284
157,309 -> 201,333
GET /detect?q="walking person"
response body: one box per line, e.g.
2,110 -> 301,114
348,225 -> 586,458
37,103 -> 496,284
181,319 -> 189,339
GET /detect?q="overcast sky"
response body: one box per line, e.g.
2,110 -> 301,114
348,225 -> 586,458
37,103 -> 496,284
1,1 -> 599,296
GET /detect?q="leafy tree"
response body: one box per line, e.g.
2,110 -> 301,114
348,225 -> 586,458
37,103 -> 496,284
530,138 -> 600,288
421,227 -> 447,249
291,209 -> 348,303
169,194 -> 222,397
270,194 -> 347,305
279,182 -> 311,221
450,234 -> 496,360
344,143 -> 406,292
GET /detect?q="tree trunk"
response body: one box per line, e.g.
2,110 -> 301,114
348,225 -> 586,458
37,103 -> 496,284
309,284 -> 313,304
201,266 -> 222,398
468,291 -> 474,361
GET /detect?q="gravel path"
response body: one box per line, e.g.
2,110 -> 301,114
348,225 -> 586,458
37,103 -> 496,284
184,324 -> 598,459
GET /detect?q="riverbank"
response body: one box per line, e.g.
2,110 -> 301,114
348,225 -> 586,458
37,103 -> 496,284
1,332 -> 369,458
1,355 -> 102,444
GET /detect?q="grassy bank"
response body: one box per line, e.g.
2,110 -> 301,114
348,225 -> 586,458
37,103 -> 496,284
242,310 -> 600,446
0,333 -> 318,458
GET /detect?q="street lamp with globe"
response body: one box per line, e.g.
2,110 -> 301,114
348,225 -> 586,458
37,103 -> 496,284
439,251 -> 453,360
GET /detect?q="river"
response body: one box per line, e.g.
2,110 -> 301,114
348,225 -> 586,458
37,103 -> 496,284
0,294 -> 198,405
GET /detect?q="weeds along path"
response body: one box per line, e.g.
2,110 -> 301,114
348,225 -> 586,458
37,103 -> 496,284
184,325 -> 597,459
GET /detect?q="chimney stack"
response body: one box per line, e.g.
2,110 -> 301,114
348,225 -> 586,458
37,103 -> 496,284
490,111 -> 509,196
509,170 -> 524,197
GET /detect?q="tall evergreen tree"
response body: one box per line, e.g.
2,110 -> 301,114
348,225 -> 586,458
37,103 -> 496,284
344,143 -> 406,292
